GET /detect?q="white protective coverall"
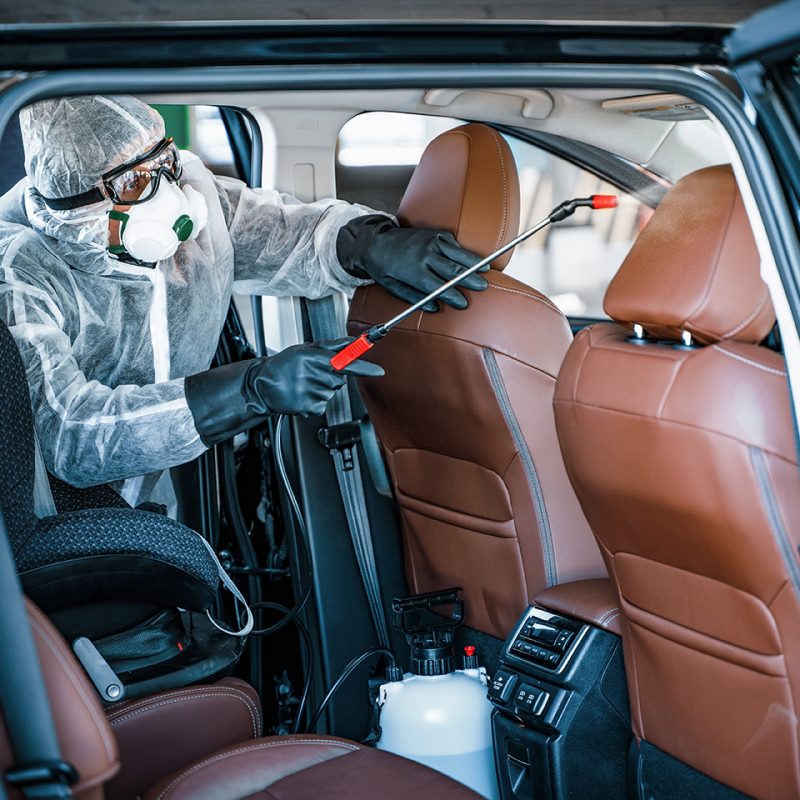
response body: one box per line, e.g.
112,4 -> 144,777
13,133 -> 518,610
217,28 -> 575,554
0,95 -> 373,506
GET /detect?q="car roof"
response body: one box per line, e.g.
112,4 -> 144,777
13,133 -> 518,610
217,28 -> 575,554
0,0 -> 776,25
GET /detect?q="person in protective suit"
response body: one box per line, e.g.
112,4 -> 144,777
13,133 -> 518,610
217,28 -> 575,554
0,95 -> 487,507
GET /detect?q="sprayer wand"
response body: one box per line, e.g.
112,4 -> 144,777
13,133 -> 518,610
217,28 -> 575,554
331,194 -> 618,371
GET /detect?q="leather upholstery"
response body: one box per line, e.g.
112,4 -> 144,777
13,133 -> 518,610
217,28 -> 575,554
535,578 -> 622,636
604,165 -> 774,344
0,601 -> 120,800
396,123 -> 520,270
3,602 -> 491,799
105,678 -> 262,800
554,165 -> 800,799
143,735 -> 482,799
348,123 -> 604,638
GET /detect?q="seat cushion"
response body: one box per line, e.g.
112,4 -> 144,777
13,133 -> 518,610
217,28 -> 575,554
105,678 -> 262,800
15,508 -> 219,615
144,735 -> 483,800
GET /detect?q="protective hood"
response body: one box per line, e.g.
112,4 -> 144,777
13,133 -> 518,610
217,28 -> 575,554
19,95 -> 165,274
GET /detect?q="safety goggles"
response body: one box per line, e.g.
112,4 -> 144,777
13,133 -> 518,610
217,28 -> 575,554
40,137 -> 182,211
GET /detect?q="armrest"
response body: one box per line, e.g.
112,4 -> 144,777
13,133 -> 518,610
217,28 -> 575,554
535,578 -> 622,635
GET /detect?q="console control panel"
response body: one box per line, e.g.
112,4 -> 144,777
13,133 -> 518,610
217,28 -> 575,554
507,607 -> 583,672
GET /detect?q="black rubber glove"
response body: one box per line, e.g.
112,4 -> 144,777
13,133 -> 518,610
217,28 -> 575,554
337,214 -> 489,312
185,338 -> 384,446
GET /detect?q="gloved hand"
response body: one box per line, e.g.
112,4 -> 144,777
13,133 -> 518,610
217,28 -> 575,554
185,338 -> 384,446
337,214 -> 489,311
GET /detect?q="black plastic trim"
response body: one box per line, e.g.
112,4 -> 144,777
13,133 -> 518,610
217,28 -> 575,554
0,22 -> 728,71
496,125 -> 670,207
726,0 -> 800,65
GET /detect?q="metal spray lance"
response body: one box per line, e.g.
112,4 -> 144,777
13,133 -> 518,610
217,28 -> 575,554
331,194 -> 618,371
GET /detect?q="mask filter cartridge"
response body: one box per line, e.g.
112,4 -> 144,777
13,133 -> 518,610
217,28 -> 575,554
113,180 -> 208,263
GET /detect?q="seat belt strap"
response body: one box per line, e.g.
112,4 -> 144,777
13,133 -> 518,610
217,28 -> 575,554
0,513 -> 77,798
307,294 -> 390,649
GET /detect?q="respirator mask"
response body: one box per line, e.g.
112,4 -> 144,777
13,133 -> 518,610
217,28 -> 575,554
109,179 -> 208,263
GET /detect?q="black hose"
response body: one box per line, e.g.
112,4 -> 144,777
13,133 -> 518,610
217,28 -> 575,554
249,414 -> 313,636
248,600 -> 313,735
306,646 -> 396,734
220,439 -> 263,694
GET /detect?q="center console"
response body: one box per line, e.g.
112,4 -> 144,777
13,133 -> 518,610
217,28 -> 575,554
489,582 -> 631,799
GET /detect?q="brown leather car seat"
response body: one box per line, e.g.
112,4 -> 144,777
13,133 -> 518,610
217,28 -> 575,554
554,164 -> 800,799
348,123 -> 605,638
1,601 -> 482,799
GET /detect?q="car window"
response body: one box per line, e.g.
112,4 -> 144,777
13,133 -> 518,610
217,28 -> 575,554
501,135 -> 653,318
337,112 -> 461,214
336,112 -> 653,319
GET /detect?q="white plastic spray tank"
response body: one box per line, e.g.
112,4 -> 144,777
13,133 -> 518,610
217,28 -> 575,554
375,589 -> 499,800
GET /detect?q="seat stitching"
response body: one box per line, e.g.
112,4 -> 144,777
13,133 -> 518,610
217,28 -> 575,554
486,127 -> 509,250
29,614 -> 116,762
596,607 -> 621,625
154,739 -> 359,799
722,287 -> 770,338
107,691 -> 259,738
105,685 -> 243,717
712,345 -> 786,376
488,283 -> 562,314
599,611 -> 622,627
106,686 -> 261,730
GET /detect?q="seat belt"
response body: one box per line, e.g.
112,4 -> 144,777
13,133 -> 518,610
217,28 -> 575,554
0,512 -> 77,798
307,294 -> 390,649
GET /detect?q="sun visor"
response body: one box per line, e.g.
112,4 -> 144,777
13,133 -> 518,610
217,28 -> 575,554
601,93 -> 708,121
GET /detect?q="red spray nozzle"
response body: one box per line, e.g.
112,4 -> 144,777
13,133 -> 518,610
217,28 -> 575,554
591,194 -> 618,209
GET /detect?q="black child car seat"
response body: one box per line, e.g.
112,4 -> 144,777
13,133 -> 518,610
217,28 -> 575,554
0,318 -> 244,700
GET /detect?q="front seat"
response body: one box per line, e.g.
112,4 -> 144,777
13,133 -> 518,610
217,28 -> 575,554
0,599 -> 483,800
348,123 -> 605,638
554,164 -> 800,799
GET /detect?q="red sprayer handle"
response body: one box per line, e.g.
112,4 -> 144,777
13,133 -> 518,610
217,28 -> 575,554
330,333 -> 374,371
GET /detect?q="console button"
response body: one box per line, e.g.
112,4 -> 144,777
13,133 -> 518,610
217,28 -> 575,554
513,683 -> 549,718
555,630 -> 573,650
488,670 -> 518,704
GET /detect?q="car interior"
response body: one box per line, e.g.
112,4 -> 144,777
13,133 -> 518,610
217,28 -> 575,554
0,64 -> 798,800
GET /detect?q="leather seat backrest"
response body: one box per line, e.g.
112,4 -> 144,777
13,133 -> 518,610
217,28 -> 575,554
348,123 -> 605,637
0,601 -> 120,799
554,164 -> 800,799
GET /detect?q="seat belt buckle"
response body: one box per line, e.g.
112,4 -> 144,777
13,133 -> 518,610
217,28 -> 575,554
5,759 -> 78,796
318,421 -> 362,471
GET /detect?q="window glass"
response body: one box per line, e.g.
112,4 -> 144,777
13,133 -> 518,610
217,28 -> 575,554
337,112 -> 654,319
502,135 -> 653,318
338,111 -> 460,166
189,106 -> 238,178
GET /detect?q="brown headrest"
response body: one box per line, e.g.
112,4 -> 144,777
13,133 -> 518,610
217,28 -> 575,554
604,165 -> 774,344
396,123 -> 520,270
